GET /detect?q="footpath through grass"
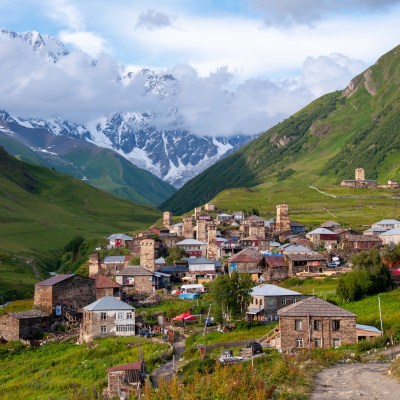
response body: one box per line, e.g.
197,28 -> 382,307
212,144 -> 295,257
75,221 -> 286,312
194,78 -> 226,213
0,337 -> 170,400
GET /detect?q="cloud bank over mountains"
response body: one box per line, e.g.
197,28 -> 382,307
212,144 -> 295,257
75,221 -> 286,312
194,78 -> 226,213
0,29 -> 366,137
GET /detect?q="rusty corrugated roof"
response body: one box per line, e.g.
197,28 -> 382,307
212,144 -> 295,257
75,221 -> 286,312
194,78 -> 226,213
36,274 -> 75,286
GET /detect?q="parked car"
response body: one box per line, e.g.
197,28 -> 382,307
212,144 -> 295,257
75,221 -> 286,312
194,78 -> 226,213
327,262 -> 337,268
138,329 -> 153,338
246,342 -> 262,354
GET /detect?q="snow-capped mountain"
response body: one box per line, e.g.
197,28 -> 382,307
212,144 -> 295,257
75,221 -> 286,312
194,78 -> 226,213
0,29 -> 256,187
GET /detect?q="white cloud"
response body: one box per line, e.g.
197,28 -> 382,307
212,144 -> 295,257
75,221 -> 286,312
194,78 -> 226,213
135,9 -> 174,30
59,30 -> 108,57
45,0 -> 84,31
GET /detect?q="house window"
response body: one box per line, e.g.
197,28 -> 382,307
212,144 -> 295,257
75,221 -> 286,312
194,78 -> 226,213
267,299 -> 274,306
332,338 -> 341,348
314,338 -> 322,348
313,320 -> 321,331
295,319 -> 303,331
259,299 -> 263,307
255,298 -> 258,305
296,338 -> 304,348
100,325 -> 107,333
117,312 -> 124,320
331,320 -> 340,331
291,297 -> 297,304
126,312 -> 133,320
281,298 -> 287,305
100,312 -> 107,320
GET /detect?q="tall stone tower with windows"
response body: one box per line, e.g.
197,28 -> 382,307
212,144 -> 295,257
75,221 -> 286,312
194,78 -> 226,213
355,168 -> 365,181
207,222 -> 218,261
163,211 -> 173,228
196,220 -> 207,243
183,216 -> 194,239
276,204 -> 290,231
140,238 -> 156,272
249,221 -> 265,238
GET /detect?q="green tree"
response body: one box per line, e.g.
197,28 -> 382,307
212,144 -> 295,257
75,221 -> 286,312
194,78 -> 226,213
210,271 -> 253,322
165,246 -> 187,265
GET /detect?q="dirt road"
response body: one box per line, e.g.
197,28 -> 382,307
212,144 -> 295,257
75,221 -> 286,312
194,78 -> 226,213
311,362 -> 400,400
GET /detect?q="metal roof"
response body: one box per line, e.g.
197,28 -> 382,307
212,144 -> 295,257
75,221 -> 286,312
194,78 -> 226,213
176,239 -> 207,245
251,284 -> 302,297
159,266 -> 189,273
356,324 -> 381,334
83,296 -> 134,311
95,274 -> 121,289
281,244 -> 313,253
107,361 -> 143,373
186,257 -> 214,265
264,255 -> 286,267
278,297 -> 356,317
107,233 -> 133,241
380,227 -> 400,236
104,256 -> 126,263
286,253 -> 326,261
36,274 -> 75,286
307,228 -> 336,235
372,219 -> 400,226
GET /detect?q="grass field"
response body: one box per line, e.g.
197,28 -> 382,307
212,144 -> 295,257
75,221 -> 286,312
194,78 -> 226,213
0,337 -> 170,400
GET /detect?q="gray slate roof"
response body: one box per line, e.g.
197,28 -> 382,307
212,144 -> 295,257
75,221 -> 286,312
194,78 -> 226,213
251,284 -> 302,297
177,239 -> 207,245
104,256 -> 126,263
380,227 -> 400,236
84,296 -> 134,311
372,219 -> 400,226
36,274 -> 75,286
281,244 -> 313,253
186,257 -> 214,265
307,228 -> 336,235
115,266 -> 153,276
278,297 -> 356,318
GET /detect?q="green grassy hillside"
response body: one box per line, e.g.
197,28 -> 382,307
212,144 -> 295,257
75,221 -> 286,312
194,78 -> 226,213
0,145 -> 160,272
0,131 -> 176,206
161,44 -> 400,217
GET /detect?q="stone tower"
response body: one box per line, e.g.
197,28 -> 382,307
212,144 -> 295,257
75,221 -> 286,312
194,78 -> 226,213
140,238 -> 156,272
88,253 -> 100,278
249,221 -> 265,238
207,222 -> 218,261
194,207 -> 202,219
163,211 -> 173,228
196,220 -> 207,243
183,216 -> 194,239
276,204 -> 290,231
355,168 -> 365,181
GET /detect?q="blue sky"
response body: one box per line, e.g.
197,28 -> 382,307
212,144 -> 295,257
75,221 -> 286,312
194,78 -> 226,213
0,0 -> 400,136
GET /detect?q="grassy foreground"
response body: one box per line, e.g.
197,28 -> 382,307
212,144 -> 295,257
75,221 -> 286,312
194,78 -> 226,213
0,337 -> 170,400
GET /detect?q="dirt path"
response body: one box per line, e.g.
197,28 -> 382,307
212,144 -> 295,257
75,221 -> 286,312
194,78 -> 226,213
151,337 -> 186,387
311,362 -> 400,400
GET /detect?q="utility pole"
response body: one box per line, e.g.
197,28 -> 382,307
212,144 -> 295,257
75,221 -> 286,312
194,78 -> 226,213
378,296 -> 384,335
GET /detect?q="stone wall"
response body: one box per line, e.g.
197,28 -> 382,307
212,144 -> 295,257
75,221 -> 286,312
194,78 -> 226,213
0,314 -> 49,341
249,221 -> 265,238
279,316 -> 356,352
0,314 -> 20,341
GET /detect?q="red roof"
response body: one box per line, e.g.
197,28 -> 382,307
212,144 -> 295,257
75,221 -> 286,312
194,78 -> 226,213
95,274 -> 121,289
107,361 -> 143,373
228,248 -> 263,263
265,255 -> 286,267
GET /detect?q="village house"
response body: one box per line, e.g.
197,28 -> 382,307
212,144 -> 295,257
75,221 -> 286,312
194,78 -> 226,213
371,219 -> 400,231
176,238 -> 207,257
115,266 -> 154,294
341,235 -> 383,251
107,233 -> 133,249
246,284 -> 306,322
277,297 -> 357,352
218,238 -> 242,258
158,265 -> 189,282
341,168 -> 377,188
233,211 -> 244,221
169,222 -> 183,236
0,310 -> 49,341
185,257 -> 219,281
34,274 -> 96,315
320,220 -> 341,231
239,236 -> 269,252
240,215 -> 266,237
281,243 -> 313,254
217,213 -> 233,222
356,324 -> 382,341
228,248 -> 265,279
107,361 -> 147,399
204,202 -> 215,211
89,255 -> 130,278
285,252 -> 327,275
264,255 -> 289,282
95,274 -> 122,300
289,221 -> 306,234
379,227 -> 400,245
306,228 -> 338,249
79,296 -> 135,343
363,227 -> 387,236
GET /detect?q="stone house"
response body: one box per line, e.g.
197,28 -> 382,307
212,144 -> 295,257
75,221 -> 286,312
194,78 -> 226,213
107,361 -> 146,398
379,227 -> 400,245
176,238 -> 207,257
277,297 -> 357,352
218,239 -> 242,258
95,274 -> 122,300
239,236 -> 269,252
246,284 -> 305,322
204,203 -> 215,211
169,222 -> 183,236
0,310 -> 49,341
115,266 -> 154,294
372,219 -> 400,231
285,253 -> 327,275
186,257 -> 217,280
34,274 -> 96,315
107,233 -> 133,249
342,235 -> 382,251
89,256 -> 129,278
79,296 -> 135,343
356,324 -> 382,341
264,255 -> 289,282
320,220 -> 341,230
228,248 -> 265,279
306,228 -> 338,249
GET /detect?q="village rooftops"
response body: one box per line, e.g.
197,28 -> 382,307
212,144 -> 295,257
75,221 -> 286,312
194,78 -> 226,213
158,266 -> 189,273
107,361 -> 144,373
185,257 -> 215,265
278,296 -> 356,318
95,274 -> 121,289
372,219 -> 400,226
281,244 -> 313,253
176,239 -> 207,246
264,255 -> 286,267
380,227 -> 400,236
320,220 -> 341,228
83,296 -> 133,311
36,274 -> 75,286
307,228 -> 336,235
244,215 -> 265,222
115,266 -> 153,276
251,284 -> 302,297
228,248 -> 263,263
356,324 -> 381,334
107,233 -> 133,241
346,235 -> 382,242
285,253 -> 326,261
8,310 -> 49,319
104,256 -> 126,264
363,227 -> 387,234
